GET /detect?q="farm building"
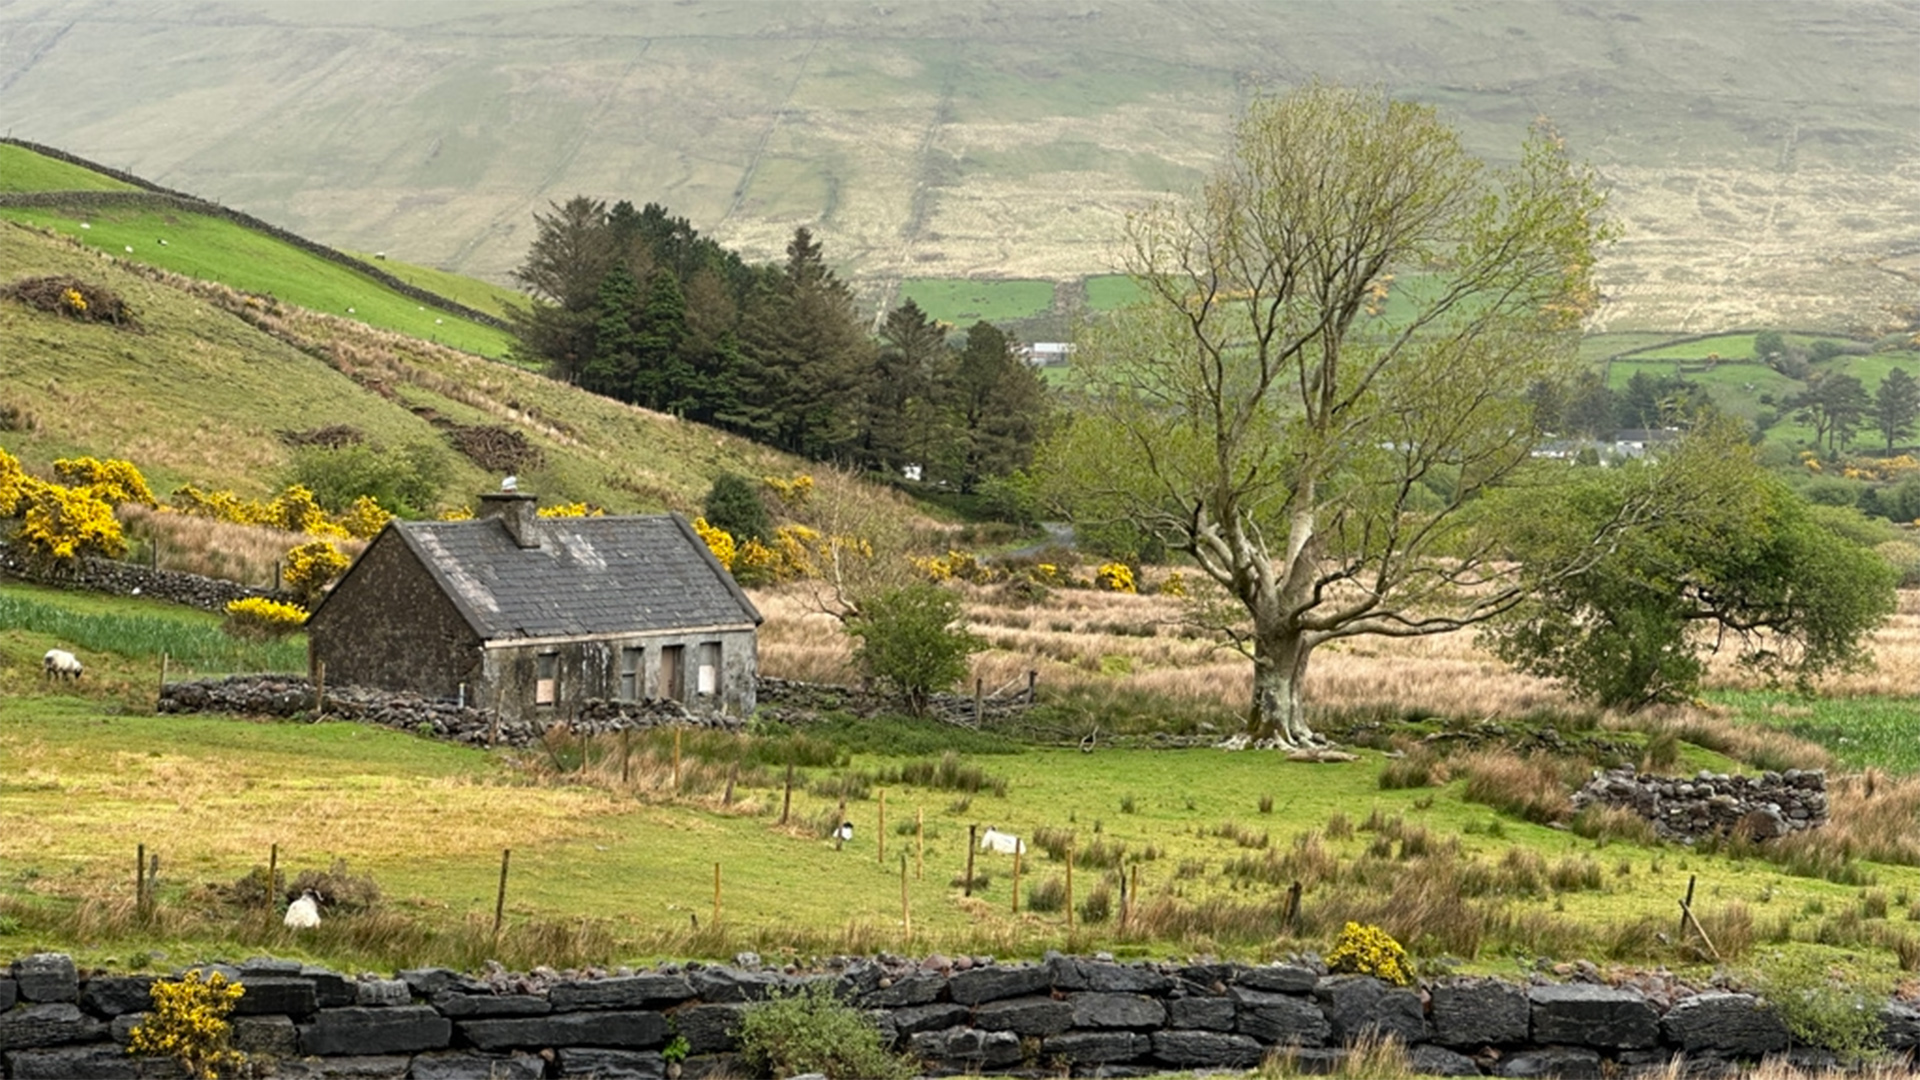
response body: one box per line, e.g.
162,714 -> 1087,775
306,491 -> 761,723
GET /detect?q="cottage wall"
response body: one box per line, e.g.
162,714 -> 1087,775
481,627 -> 756,725
307,532 -> 481,699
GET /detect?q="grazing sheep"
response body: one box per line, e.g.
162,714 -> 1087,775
284,889 -> 321,929
979,826 -> 1026,856
43,649 -> 82,681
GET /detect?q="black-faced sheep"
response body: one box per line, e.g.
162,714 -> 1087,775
43,649 -> 82,680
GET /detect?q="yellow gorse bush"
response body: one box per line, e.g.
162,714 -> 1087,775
19,482 -> 126,562
762,473 -> 814,505
1096,562 -> 1137,593
224,596 -> 308,639
1324,921 -> 1415,986
53,456 -> 157,507
169,484 -> 373,540
127,969 -> 247,1079
61,287 -> 87,314
538,501 -> 604,518
337,495 -> 393,539
693,516 -> 737,570
1160,570 -> 1188,597
913,550 -> 997,585
283,539 -> 351,606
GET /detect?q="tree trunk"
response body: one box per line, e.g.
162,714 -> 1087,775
1250,630 -> 1317,748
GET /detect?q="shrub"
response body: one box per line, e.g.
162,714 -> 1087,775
126,969 -> 246,1079
52,456 -> 156,507
286,442 -> 447,518
1749,951 -> 1888,1064
735,981 -> 911,1080
705,472 -> 771,542
846,584 -> 981,714
692,517 -> 736,571
224,597 -> 307,640
282,540 -> 351,606
1096,561 -> 1137,593
1324,921 -> 1415,986
15,480 -> 126,564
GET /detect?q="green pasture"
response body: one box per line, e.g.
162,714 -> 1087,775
0,205 -> 512,358
0,144 -> 142,194
345,251 -> 528,322
1715,689 -> 1920,775
897,277 -> 1056,327
1084,274 -> 1146,311
8,586 -> 1920,980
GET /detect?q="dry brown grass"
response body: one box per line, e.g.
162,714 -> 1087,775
118,504 -> 366,590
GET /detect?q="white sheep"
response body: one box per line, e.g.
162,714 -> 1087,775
284,889 -> 321,929
979,826 -> 1026,856
43,649 -> 82,681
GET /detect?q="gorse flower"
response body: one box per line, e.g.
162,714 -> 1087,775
127,969 -> 247,1079
1324,920 -> 1415,986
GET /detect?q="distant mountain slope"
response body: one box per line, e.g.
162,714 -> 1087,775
0,1 -> 1913,333
0,221 -> 830,517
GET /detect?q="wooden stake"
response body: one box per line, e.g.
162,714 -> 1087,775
1011,848 -> 1022,915
900,853 -> 911,941
1677,874 -> 1721,960
493,849 -> 511,939
712,862 -> 722,926
1118,860 -> 1127,930
916,808 -> 924,881
1066,842 -> 1075,930
878,790 -> 886,864
964,824 -> 977,897
136,843 -> 146,915
1678,875 -> 1696,936
620,727 -> 631,786
1027,669 -> 1038,702
780,762 -> 794,825
974,678 -> 983,724
834,797 -> 848,851
1130,864 -> 1141,932
1283,880 -> 1302,934
672,727 -> 682,792
266,844 -> 278,914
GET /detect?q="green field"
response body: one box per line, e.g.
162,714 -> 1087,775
0,145 -> 141,194
1,205 -> 512,358
897,278 -> 1056,327
8,581 -> 1920,983
1084,275 -> 1146,311
347,251 -> 529,322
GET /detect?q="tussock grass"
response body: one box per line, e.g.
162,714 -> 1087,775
1456,750 -> 1580,825
120,505 -> 365,590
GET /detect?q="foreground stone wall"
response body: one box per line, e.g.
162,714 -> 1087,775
1571,766 -> 1829,842
158,675 -> 742,748
0,542 -> 292,613
6,951 -> 1917,1079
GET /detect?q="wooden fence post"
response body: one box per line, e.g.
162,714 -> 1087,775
964,825 -> 977,897
1011,848 -> 1022,915
135,843 -> 146,917
916,808 -> 924,881
493,849 -> 511,939
1065,843 -> 1075,931
266,843 -> 278,914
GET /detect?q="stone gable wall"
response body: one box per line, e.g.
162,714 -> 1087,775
5,951 -> 1914,1078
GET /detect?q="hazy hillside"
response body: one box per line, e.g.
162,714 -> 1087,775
0,1 -> 1914,334
0,220 -> 835,515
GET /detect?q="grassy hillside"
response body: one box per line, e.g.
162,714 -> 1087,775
0,221 -> 870,517
0,143 -> 140,193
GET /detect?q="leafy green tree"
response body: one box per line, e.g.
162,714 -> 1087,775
847,583 -> 981,715
1043,83 -> 1607,747
703,473 -> 770,542
1753,330 -> 1787,365
1874,367 -> 1920,453
1560,371 -> 1618,438
1488,421 -> 1897,708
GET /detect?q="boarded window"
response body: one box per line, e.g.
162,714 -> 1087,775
660,644 -> 685,701
535,652 -> 557,706
696,641 -> 721,696
619,646 -> 643,702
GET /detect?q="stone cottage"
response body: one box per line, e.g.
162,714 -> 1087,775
306,491 -> 761,724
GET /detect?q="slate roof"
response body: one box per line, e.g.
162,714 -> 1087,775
390,512 -> 761,642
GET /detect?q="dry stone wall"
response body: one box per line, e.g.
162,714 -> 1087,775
0,542 -> 293,613
158,675 -> 742,748
1571,766 -> 1828,842
5,951 -> 1919,1078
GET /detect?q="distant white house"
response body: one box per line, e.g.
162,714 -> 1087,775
1021,342 -> 1074,367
